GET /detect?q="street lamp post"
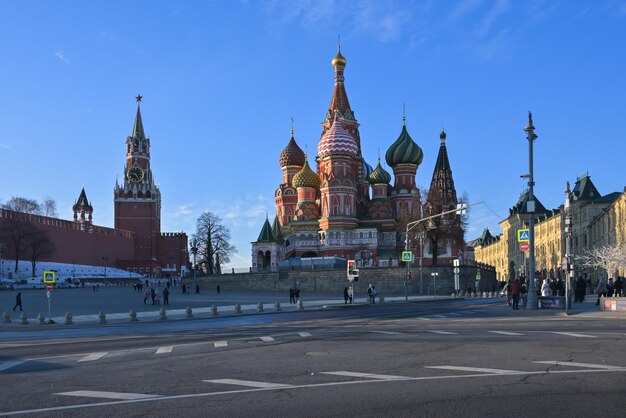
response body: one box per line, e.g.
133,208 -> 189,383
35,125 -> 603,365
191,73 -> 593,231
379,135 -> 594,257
0,243 -> 5,281
431,272 -> 439,299
418,233 -> 426,295
102,255 -> 109,286
524,112 -> 539,310
190,240 -> 198,287
564,182 -> 573,312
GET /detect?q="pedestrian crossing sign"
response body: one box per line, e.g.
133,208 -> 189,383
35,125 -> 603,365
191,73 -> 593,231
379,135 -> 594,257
43,271 -> 56,284
517,229 -> 530,242
401,251 -> 413,262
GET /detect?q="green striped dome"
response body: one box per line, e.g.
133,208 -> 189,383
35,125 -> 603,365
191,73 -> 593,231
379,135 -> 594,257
368,160 -> 391,185
385,124 -> 423,167
292,160 -> 320,189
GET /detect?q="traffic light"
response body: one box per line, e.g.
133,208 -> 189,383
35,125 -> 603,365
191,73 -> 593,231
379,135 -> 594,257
347,260 -> 356,276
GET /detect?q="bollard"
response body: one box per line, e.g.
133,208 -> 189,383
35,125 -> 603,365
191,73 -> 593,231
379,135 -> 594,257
257,302 -> 264,313
235,304 -> 242,314
274,302 -> 281,312
186,306 -> 194,318
2,311 -> 11,323
37,313 -> 45,325
211,305 -> 218,316
65,312 -> 73,325
159,308 -> 167,320
129,309 -> 138,321
99,311 -> 106,324
20,312 -> 28,325
296,300 -> 303,310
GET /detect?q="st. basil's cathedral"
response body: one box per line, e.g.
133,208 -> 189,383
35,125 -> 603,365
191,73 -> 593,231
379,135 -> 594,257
252,47 -> 464,271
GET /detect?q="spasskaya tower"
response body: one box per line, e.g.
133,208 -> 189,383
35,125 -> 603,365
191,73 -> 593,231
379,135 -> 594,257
114,95 -> 163,274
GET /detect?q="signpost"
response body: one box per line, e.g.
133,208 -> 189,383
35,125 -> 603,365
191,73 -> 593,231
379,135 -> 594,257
347,260 -> 359,303
43,272 -> 55,322
453,259 -> 460,294
402,251 -> 413,301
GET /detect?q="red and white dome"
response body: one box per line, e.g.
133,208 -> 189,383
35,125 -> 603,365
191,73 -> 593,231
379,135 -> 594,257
317,117 -> 358,159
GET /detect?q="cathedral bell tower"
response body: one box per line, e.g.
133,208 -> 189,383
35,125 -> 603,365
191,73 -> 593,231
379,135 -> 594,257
114,95 -> 161,272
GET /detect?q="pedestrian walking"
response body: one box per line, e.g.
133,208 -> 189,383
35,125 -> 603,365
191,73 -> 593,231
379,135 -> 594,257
348,286 -> 353,304
511,278 -> 521,310
143,290 -> 148,305
520,280 -> 528,309
596,277 -> 608,305
574,276 -> 586,303
607,278 -> 615,297
195,284 -> 200,294
163,287 -> 169,306
371,286 -> 377,304
289,288 -> 295,304
12,292 -> 23,311
294,288 -> 300,302
151,287 -> 156,305
541,279 -> 550,297
216,284 -> 221,295
504,281 -> 512,305
182,284 -> 187,295
343,287 -> 349,304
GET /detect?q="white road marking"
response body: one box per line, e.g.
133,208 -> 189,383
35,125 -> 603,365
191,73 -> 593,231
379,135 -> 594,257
427,331 -> 458,335
77,352 -> 108,362
214,341 -> 228,348
0,360 -> 25,372
551,332 -> 597,338
298,332 -> 311,337
204,379 -> 292,388
6,368 -> 626,416
321,371 -> 407,380
489,331 -> 525,336
56,390 -> 161,400
155,346 -> 173,354
430,315 -> 446,318
425,366 -> 520,374
416,317 -> 431,321
371,331 -> 403,335
260,336 -> 275,342
534,361 -> 626,370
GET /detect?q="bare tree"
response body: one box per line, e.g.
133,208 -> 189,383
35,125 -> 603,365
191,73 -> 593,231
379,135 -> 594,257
0,218 -> 40,273
27,228 -> 55,277
193,212 -> 236,275
2,197 -> 42,215
577,244 -> 626,279
41,198 -> 58,217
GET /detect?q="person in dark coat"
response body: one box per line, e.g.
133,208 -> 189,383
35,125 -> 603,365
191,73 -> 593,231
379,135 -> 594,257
574,276 -> 586,303
343,287 -> 349,304
150,287 -> 156,305
289,288 -> 295,304
182,284 -> 187,294
163,286 -> 169,306
13,292 -> 23,311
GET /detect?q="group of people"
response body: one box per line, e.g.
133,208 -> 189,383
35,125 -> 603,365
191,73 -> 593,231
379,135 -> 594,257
594,276 -> 625,305
342,286 -> 353,304
341,284 -> 378,304
288,288 -> 301,304
504,278 -> 528,310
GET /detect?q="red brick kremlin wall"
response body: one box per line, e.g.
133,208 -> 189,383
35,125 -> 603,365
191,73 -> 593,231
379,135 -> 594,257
0,208 -> 134,267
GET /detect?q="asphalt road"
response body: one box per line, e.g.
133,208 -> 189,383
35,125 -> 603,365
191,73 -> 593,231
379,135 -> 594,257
1,300 -> 625,417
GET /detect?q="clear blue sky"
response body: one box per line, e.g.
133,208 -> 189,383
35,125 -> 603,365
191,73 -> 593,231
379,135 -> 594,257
1,1 -> 625,268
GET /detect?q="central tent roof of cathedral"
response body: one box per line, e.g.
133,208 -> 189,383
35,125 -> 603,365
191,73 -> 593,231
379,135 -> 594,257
317,116 -> 359,158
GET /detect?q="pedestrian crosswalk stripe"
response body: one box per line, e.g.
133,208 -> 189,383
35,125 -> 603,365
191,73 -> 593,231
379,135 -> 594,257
489,331 -> 525,336
0,360 -> 25,372
155,346 -> 173,354
214,341 -> 228,348
427,331 -> 457,335
371,331 -> 403,335
55,390 -> 161,400
77,352 -> 108,362
416,317 -> 431,321
551,332 -> 596,338
431,315 -> 446,318
321,371 -> 407,380
298,332 -> 311,337
533,361 -> 625,370
204,379 -> 292,388
260,336 -> 274,342
425,366 -> 520,374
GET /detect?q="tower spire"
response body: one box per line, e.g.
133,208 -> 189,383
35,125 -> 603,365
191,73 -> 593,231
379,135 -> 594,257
132,94 -> 145,140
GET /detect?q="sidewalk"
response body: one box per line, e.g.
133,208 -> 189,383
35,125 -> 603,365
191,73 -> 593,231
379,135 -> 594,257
489,297 -> 626,318
1,295 -> 458,327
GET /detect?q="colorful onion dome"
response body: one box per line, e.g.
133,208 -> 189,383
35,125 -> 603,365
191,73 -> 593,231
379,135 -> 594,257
332,46 -> 347,67
279,133 -> 305,167
385,123 -> 423,167
292,159 -> 320,189
368,159 -> 392,185
317,117 -> 358,159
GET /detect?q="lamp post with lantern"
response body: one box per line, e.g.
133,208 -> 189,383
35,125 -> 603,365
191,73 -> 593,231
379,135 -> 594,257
523,112 -> 539,310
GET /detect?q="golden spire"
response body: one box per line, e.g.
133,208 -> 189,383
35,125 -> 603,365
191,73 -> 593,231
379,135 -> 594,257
332,35 -> 347,67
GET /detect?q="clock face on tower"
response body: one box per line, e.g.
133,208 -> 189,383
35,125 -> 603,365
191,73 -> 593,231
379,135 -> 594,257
127,166 -> 144,183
